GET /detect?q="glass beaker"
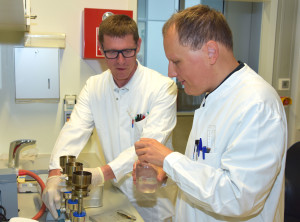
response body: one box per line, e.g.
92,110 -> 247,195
136,162 -> 158,193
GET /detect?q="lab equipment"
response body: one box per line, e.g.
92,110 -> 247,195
0,168 -> 19,219
64,95 -> 76,122
60,155 -> 76,174
65,162 -> 83,186
136,162 -> 157,193
8,139 -> 36,168
0,168 -> 46,221
49,155 -> 103,222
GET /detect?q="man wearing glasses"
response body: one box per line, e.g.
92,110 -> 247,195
42,14 -> 177,222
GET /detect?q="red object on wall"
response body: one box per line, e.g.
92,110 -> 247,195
83,8 -> 133,59
280,96 -> 292,106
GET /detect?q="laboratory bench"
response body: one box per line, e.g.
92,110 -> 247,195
17,181 -> 144,222
15,153 -> 144,221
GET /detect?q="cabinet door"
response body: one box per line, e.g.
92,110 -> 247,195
0,0 -> 30,31
14,47 -> 60,102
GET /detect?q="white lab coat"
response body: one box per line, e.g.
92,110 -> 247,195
49,61 -> 178,222
163,64 -> 287,222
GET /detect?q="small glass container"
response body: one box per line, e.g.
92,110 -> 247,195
136,162 -> 158,193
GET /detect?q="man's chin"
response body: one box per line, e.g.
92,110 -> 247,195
183,88 -> 192,95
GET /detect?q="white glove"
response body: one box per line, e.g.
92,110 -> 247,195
58,174 -> 70,192
83,167 -> 104,186
42,175 -> 65,219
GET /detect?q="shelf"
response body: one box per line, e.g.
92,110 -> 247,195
24,33 -> 66,48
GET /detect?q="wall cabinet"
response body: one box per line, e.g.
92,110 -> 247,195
14,47 -> 60,103
0,0 -> 31,31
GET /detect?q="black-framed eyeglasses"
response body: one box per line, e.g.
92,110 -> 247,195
103,48 -> 137,59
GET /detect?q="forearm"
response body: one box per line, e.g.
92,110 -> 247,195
108,146 -> 136,181
101,164 -> 116,181
48,169 -> 61,177
49,85 -> 95,170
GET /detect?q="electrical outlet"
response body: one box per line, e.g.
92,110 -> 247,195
278,78 -> 290,90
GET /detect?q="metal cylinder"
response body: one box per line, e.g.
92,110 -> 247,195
72,171 -> 92,218
67,199 -> 78,211
72,170 -> 91,201
60,155 -> 76,174
72,211 -> 86,222
78,196 -> 84,214
63,191 -> 72,199
66,162 -> 83,186
72,171 -> 92,195
67,198 -> 78,220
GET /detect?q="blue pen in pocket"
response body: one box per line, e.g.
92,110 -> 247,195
193,139 -> 199,160
197,138 -> 202,160
202,146 -> 206,160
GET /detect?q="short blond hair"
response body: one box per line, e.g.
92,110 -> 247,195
163,4 -> 233,50
99,14 -> 139,45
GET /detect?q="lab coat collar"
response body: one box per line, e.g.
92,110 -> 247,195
202,62 -> 246,107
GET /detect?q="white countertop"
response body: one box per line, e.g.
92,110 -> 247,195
86,183 -> 144,222
18,181 -> 144,222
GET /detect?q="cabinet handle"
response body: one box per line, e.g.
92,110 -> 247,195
48,78 -> 50,89
25,15 -> 37,19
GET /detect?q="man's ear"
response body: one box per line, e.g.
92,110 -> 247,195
206,40 -> 218,64
136,38 -> 142,54
99,41 -> 104,54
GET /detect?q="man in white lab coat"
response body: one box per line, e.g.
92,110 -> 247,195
42,14 -> 177,222
135,4 -> 288,222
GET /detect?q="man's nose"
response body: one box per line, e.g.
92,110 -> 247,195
116,52 -> 126,63
168,63 -> 177,78
168,72 -> 177,78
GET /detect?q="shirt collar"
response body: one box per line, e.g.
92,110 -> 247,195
111,60 -> 142,94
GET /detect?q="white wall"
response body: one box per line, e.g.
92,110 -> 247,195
0,0 -> 137,159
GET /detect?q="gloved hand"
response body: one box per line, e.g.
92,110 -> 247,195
42,175 -> 66,219
83,167 -> 104,186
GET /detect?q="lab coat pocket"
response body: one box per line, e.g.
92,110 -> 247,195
134,118 -> 146,142
198,152 -> 219,169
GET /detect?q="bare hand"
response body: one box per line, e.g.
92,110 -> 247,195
152,164 -> 168,183
135,138 -> 173,167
